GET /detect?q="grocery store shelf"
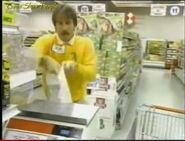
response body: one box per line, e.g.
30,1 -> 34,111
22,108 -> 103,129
167,53 -> 177,55
174,68 -> 185,85
10,70 -> 36,89
143,60 -> 165,68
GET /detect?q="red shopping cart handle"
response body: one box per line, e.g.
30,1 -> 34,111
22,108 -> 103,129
152,105 -> 185,114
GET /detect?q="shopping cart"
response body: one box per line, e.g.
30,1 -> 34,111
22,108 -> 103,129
135,104 -> 185,140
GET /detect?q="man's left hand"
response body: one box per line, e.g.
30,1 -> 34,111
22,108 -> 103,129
63,60 -> 77,75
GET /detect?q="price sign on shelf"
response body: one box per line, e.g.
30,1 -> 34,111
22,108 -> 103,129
76,4 -> 105,12
150,4 -> 167,16
167,5 -> 184,16
78,5 -> 93,12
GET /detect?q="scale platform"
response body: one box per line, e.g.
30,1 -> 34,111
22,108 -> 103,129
17,100 -> 99,126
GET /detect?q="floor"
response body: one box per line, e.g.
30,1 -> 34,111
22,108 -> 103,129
112,67 -> 185,140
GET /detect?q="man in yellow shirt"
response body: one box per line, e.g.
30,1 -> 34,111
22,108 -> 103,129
32,4 -> 96,103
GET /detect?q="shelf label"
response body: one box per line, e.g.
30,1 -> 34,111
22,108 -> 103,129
167,5 -> 184,16
117,41 -> 122,52
70,4 -> 105,12
150,4 -> 166,16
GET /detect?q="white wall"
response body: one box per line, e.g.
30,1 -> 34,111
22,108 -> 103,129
128,15 -> 184,40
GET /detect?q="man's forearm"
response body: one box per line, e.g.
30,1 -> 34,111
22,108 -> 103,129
77,63 -> 96,82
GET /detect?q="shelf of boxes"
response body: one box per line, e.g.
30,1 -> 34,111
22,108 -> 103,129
175,68 -> 185,85
165,48 -> 178,69
175,42 -> 184,85
143,39 -> 167,68
86,32 -> 142,138
177,44 -> 184,69
75,12 -> 141,138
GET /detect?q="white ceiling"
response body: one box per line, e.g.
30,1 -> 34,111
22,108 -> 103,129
111,0 -> 184,7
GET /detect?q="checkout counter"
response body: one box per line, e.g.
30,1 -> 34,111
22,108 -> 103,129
4,100 -> 100,140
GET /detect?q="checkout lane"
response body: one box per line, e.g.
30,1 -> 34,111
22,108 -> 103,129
4,70 -> 101,140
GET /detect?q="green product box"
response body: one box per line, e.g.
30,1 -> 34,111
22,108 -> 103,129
103,71 -> 120,77
105,54 -> 122,59
104,61 -> 122,67
97,63 -> 104,67
97,70 -> 105,76
105,57 -> 122,64
96,12 -> 125,36
97,53 -> 106,58
104,68 -> 121,74
101,41 -> 117,51
76,13 -> 101,50
76,13 -> 97,35
104,63 -> 121,68
2,54 -> 10,108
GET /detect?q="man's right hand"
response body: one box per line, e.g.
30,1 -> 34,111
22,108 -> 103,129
37,56 -> 60,74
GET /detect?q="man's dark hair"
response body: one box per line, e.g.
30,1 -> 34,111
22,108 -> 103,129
52,5 -> 77,26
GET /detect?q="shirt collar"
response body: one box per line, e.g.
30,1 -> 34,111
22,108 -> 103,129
55,33 -> 75,46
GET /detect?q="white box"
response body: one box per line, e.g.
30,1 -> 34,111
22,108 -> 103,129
86,91 -> 118,118
119,95 -> 129,127
96,116 -> 116,139
86,92 -> 118,138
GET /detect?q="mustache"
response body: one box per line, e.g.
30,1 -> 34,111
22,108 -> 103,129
61,31 -> 69,35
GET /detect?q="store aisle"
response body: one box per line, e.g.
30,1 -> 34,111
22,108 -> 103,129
112,67 -> 185,139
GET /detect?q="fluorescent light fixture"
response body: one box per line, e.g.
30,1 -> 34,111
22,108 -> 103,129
3,26 -> 19,34
19,1 -> 42,5
111,0 -> 152,4
111,0 -> 152,7
56,1 -> 92,4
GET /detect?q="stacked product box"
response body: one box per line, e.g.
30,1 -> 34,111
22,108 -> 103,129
116,94 -> 129,129
76,12 -> 100,49
177,43 -> 184,69
86,77 -> 118,138
87,91 -> 118,139
96,12 -> 125,36
100,37 -> 124,77
2,43 -> 11,108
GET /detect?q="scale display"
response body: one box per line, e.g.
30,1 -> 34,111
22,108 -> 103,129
52,125 -> 83,139
6,118 -> 83,139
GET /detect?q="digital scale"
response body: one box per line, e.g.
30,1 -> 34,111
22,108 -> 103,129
4,100 -> 100,140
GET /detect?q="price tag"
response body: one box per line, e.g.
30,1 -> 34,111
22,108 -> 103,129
52,44 -> 65,54
150,4 -> 166,16
117,41 -> 122,52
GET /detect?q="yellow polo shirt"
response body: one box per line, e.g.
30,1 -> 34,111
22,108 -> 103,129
32,33 -> 96,102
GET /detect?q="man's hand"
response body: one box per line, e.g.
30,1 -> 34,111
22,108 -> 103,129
63,60 -> 77,75
37,56 -> 60,74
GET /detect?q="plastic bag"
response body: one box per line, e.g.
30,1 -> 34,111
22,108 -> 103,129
57,66 -> 72,103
